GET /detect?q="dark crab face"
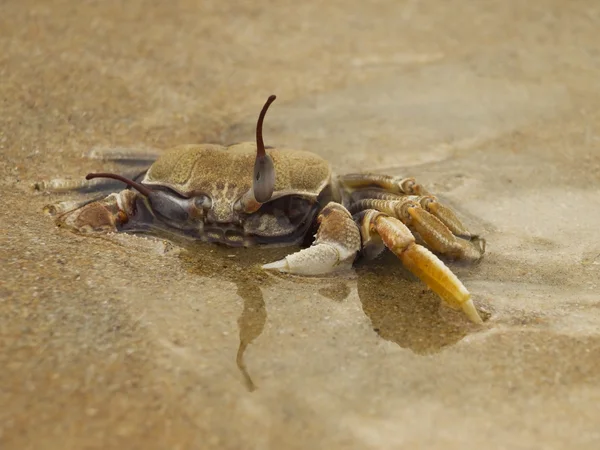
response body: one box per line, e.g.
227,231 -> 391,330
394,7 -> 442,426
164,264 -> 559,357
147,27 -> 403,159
87,96 -> 332,246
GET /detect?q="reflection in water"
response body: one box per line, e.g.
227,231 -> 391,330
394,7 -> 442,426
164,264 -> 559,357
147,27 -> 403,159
235,282 -> 266,392
355,253 -> 472,355
179,241 -> 291,392
318,282 -> 352,302
165,235 -> 481,388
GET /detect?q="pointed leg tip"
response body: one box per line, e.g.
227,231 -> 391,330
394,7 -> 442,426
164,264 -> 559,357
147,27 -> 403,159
262,259 -> 289,272
462,298 -> 484,324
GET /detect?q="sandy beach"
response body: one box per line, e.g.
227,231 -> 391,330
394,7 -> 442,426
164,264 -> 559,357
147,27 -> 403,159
1,1 -> 599,448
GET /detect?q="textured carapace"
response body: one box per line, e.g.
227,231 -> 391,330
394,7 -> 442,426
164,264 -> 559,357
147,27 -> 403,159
143,144 -> 331,200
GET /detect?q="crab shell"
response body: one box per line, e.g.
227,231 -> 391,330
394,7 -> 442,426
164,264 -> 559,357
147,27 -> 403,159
140,142 -> 333,245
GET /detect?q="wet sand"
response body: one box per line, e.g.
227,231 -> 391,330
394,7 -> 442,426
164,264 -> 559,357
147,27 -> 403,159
1,0 -> 600,448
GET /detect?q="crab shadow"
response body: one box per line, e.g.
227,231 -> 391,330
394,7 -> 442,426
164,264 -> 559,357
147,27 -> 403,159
234,282 -> 266,392
354,252 -> 476,355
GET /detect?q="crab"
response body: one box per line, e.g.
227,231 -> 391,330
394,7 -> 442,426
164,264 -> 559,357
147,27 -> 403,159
45,95 -> 486,323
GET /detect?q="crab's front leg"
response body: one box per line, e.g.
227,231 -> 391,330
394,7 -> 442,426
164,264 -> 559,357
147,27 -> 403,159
262,202 -> 361,275
48,189 -> 139,233
359,209 -> 483,323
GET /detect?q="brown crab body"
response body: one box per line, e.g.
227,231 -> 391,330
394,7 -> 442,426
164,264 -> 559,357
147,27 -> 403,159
138,143 -> 332,247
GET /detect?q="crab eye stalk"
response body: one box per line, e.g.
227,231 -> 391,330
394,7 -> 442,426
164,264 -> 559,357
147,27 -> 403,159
253,94 -> 277,203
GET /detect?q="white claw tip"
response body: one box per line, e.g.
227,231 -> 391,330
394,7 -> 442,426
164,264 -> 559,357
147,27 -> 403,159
461,298 -> 484,324
262,259 -> 289,272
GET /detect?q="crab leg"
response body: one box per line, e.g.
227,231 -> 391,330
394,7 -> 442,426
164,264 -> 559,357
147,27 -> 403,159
418,196 -> 477,239
86,147 -> 161,162
33,170 -> 148,194
54,189 -> 138,233
338,173 -> 430,196
349,189 -> 477,240
351,198 -> 484,261
33,177 -> 120,193
359,209 -> 482,323
44,196 -> 105,216
262,202 -> 361,275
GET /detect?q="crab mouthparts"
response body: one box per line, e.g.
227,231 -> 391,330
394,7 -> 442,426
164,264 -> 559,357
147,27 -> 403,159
203,224 -> 247,246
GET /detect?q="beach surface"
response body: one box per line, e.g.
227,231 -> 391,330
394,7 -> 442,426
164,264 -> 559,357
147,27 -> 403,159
1,1 -> 600,448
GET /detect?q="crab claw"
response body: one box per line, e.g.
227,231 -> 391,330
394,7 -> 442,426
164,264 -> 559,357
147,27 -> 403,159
262,202 -> 361,276
262,242 -> 355,275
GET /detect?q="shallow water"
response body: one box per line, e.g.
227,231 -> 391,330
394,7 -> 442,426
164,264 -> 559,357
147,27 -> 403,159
2,0 -> 600,448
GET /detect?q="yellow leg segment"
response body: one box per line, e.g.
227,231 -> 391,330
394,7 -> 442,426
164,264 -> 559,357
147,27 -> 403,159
364,210 -> 483,323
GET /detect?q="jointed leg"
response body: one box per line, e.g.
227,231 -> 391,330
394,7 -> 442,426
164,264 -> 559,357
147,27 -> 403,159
338,173 -> 430,196
262,202 -> 361,275
33,146 -> 155,193
33,169 -> 148,194
34,177 -> 123,193
340,172 -> 482,239
35,147 -> 152,231
43,197 -> 104,216
350,197 -> 484,261
54,189 -> 138,233
418,196 -> 476,239
358,209 -> 482,323
349,189 -> 478,240
86,146 -> 161,162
